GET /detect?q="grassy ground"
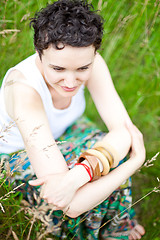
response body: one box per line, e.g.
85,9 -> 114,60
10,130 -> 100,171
0,0 -> 160,239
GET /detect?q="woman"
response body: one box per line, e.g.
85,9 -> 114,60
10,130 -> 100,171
0,0 -> 145,239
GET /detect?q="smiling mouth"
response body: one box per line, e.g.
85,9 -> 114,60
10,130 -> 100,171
61,86 -> 77,92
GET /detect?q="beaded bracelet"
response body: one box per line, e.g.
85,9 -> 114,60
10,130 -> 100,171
75,162 -> 92,181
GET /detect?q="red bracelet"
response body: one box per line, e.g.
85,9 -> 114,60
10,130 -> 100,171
75,163 -> 92,181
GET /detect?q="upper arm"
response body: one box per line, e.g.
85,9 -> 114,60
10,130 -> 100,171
87,53 -> 132,130
4,70 -> 68,177
4,70 -> 51,141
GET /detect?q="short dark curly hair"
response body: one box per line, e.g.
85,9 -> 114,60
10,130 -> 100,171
30,0 -> 104,58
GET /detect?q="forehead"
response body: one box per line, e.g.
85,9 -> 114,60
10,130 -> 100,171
42,45 -> 95,67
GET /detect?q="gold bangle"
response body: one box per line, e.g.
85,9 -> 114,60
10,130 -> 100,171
86,149 -> 110,175
94,146 -> 113,167
94,141 -> 119,167
78,152 -> 101,181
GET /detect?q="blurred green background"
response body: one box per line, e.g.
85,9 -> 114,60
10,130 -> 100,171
0,0 -> 160,239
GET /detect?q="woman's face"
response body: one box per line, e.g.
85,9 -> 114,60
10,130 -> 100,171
39,44 -> 95,98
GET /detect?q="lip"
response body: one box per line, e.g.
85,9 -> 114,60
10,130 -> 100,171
61,86 -> 77,92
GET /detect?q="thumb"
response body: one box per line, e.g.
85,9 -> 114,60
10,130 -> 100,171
28,176 -> 46,186
125,121 -> 134,132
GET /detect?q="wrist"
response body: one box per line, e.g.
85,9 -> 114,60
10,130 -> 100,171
67,161 -> 91,190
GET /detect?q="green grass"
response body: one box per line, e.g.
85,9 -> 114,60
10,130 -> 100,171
0,0 -> 160,239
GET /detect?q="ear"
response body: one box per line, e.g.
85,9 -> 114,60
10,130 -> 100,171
35,49 -> 42,60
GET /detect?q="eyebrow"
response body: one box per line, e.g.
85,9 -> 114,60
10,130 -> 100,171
49,62 -> 93,70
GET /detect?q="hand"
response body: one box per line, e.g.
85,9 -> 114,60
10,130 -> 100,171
29,171 -> 78,210
126,123 -> 146,166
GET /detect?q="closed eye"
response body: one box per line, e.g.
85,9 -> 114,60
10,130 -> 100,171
78,66 -> 89,71
52,67 -> 65,71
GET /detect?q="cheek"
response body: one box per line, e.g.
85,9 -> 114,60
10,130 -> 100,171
44,69 -> 60,83
79,71 -> 92,82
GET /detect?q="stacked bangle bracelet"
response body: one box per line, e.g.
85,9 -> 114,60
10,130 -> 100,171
93,146 -> 113,167
76,141 -> 119,181
77,152 -> 101,181
94,141 -> 119,168
86,149 -> 110,175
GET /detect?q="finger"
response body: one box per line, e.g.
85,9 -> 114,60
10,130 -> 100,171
28,176 -> 46,186
126,123 -> 145,151
125,123 -> 143,139
48,203 -> 58,210
46,199 -> 54,204
126,124 -> 144,151
134,224 -> 145,235
47,201 -> 60,210
63,205 -> 70,214
40,184 -> 46,198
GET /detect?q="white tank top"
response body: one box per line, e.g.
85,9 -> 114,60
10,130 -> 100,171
0,53 -> 86,154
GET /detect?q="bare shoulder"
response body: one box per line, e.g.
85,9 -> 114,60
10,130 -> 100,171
92,52 -> 106,68
4,69 -> 42,119
5,69 -> 27,87
5,69 -> 38,100
87,52 -> 113,89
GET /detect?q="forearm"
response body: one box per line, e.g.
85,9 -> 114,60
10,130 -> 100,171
67,156 -> 143,218
102,126 -> 131,163
15,110 -> 68,178
29,126 -> 130,179
26,142 -> 68,178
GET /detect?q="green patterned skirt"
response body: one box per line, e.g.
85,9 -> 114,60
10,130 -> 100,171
0,117 -> 136,239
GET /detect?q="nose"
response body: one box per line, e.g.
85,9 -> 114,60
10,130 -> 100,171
64,72 -> 76,88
